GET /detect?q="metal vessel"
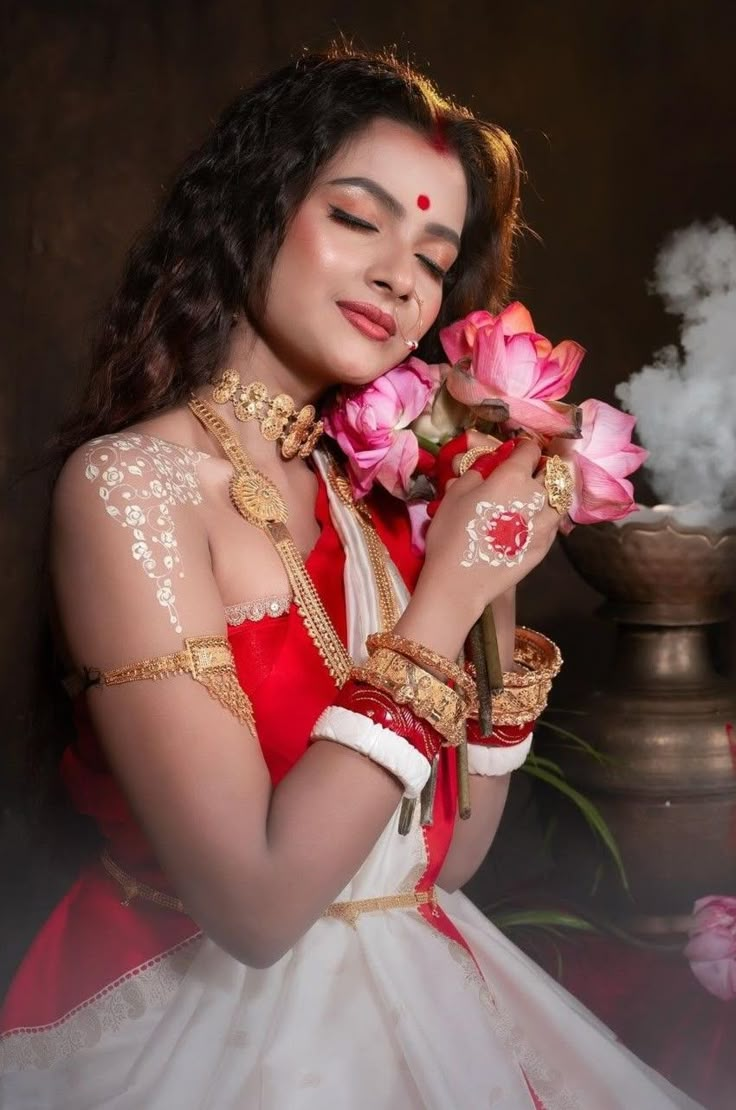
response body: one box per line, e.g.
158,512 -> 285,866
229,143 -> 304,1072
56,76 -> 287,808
555,509 -> 736,923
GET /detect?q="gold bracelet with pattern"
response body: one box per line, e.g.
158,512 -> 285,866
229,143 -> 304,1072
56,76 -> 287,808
78,635 -> 257,735
365,632 -> 477,712
467,627 -> 562,726
352,649 -> 467,747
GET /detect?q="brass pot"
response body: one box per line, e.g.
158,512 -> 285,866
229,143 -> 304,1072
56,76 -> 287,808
553,510 -> 736,922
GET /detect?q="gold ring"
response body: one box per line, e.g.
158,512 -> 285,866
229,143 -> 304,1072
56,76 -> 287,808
458,445 -> 500,476
542,455 -> 574,515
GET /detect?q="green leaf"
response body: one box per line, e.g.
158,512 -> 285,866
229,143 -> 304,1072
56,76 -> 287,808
535,719 -> 615,766
522,762 -> 629,891
489,909 -> 596,932
525,752 -> 563,776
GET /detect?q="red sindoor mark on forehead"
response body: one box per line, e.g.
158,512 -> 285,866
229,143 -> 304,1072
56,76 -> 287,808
417,195 -> 431,211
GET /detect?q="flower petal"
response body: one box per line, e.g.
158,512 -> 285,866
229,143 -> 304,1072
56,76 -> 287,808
497,301 -> 536,336
571,456 -> 637,524
375,430 -> 420,497
406,499 -> 431,556
506,397 -> 582,438
532,341 -> 586,400
440,310 -> 495,363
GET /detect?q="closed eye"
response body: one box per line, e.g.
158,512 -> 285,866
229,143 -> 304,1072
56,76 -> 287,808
417,255 -> 448,281
329,206 -> 450,281
328,206 -> 377,232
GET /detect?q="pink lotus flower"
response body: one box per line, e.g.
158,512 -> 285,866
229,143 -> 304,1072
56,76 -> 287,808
323,358 -> 438,499
685,895 -> 736,1001
547,399 -> 649,524
441,302 -> 585,438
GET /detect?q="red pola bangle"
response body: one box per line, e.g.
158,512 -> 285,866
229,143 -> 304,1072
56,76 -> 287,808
333,679 -> 444,765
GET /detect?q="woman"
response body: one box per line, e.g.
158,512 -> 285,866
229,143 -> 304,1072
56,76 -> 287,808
0,48 -> 699,1108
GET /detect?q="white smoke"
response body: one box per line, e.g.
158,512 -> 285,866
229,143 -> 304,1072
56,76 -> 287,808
615,217 -> 736,528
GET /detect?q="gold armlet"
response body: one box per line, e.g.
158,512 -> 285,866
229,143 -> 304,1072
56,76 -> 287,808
81,635 -> 257,734
353,649 -> 467,747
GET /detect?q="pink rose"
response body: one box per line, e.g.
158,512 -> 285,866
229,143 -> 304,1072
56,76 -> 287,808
548,399 -> 649,524
685,895 -> 736,1001
441,302 -> 584,438
323,359 -> 439,498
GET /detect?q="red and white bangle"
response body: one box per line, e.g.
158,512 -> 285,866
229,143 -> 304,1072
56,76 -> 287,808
465,719 -> 535,775
310,681 -> 444,798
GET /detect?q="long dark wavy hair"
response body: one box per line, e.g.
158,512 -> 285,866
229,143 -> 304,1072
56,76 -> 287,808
51,45 -> 523,461
20,47 -> 523,853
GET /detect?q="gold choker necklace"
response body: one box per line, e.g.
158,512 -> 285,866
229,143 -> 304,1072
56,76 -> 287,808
211,370 -> 324,460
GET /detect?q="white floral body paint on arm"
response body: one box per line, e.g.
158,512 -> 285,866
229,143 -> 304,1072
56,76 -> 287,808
461,493 -> 546,569
84,435 -> 207,633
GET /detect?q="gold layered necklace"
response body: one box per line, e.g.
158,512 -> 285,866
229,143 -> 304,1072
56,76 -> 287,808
188,395 -> 399,685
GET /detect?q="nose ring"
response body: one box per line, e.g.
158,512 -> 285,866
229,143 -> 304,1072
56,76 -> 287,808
395,293 -> 423,351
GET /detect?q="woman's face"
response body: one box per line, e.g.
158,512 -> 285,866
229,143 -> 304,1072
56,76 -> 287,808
261,117 -> 468,390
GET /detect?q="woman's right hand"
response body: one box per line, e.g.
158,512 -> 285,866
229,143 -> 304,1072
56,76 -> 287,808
418,437 -> 560,629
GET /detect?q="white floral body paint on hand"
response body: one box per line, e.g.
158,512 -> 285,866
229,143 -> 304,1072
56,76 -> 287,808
461,492 -> 546,569
84,435 -> 207,633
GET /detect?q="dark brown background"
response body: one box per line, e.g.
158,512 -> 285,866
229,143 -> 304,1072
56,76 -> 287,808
1,0 -> 735,970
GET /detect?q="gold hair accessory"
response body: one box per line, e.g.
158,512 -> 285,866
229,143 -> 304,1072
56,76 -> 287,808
83,635 -> 257,734
394,293 -> 423,351
212,370 -> 324,459
353,649 -> 467,748
541,454 -> 574,516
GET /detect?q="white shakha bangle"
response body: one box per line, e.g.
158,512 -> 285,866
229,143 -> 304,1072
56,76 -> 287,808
466,734 -> 534,776
311,706 -> 432,798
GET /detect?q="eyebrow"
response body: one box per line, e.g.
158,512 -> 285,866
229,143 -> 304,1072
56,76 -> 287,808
327,176 -> 462,252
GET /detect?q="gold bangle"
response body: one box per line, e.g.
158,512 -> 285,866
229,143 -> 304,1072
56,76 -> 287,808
512,626 -> 563,682
365,632 -> 477,710
353,650 -> 467,747
467,627 -> 562,726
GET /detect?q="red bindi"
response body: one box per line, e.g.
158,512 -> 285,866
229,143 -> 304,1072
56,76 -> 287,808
417,195 -> 431,211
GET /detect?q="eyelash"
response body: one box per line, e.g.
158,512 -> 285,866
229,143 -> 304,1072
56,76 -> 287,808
328,206 -> 449,281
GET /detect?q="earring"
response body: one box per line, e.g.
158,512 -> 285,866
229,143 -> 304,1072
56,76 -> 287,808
395,293 -> 423,351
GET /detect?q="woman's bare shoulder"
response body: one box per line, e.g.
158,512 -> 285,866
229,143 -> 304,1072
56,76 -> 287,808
53,413 -> 213,521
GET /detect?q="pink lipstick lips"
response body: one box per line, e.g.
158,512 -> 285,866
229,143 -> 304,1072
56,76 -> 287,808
337,300 -> 396,342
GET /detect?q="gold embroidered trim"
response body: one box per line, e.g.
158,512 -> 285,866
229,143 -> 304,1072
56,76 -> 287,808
188,397 -> 352,684
84,635 -> 257,734
224,595 -> 292,625
0,936 -> 201,1072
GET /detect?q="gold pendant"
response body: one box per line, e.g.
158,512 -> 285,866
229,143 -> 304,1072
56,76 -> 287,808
229,472 -> 288,527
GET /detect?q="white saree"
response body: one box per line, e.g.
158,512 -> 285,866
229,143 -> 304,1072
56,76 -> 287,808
0,458 -> 701,1109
